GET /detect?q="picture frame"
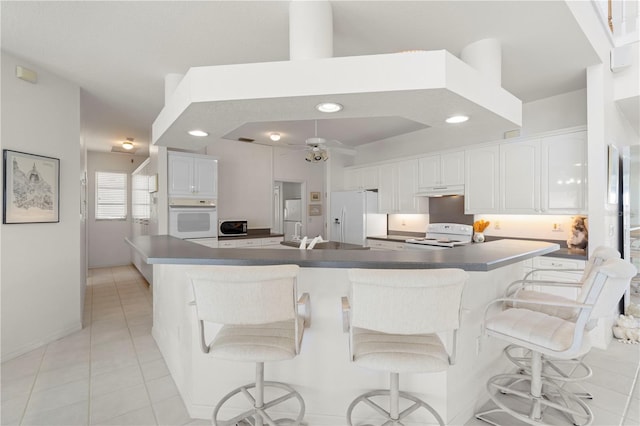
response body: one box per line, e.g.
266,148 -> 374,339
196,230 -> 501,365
308,204 -> 322,216
607,144 -> 619,205
310,191 -> 321,202
3,149 -> 60,224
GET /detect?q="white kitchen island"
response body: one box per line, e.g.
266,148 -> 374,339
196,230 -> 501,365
127,236 -> 559,425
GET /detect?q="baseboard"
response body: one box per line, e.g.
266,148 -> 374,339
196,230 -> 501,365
0,322 -> 83,362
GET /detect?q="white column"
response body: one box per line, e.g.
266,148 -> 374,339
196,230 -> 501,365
460,38 -> 502,86
289,0 -> 333,60
164,73 -> 184,104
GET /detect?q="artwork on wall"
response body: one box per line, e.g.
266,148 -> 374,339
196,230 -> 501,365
309,204 -> 322,216
608,144 -> 619,205
310,191 -> 321,202
3,150 -> 60,224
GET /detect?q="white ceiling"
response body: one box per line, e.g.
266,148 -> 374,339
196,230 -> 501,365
1,1 -> 599,156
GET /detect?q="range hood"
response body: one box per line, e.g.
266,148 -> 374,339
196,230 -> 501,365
416,184 -> 465,197
152,50 -> 522,149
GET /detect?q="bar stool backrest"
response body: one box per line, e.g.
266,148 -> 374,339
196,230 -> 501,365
348,268 -> 468,335
578,246 -> 620,283
189,265 -> 300,325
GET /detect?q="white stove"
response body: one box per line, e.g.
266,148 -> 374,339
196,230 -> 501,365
405,223 -> 473,250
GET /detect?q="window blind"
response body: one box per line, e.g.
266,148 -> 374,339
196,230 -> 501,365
132,173 -> 150,219
96,171 -> 127,220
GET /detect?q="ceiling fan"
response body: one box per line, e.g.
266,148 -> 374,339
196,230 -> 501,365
286,120 -> 343,162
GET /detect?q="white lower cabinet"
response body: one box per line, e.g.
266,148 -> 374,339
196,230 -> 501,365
217,236 -> 284,248
366,239 -> 406,251
522,256 -> 586,300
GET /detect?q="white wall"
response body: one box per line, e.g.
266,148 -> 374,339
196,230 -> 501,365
87,151 -> 145,268
1,52 -> 82,360
206,141 -> 272,227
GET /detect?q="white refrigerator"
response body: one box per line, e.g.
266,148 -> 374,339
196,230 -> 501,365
283,199 -> 303,240
330,190 -> 386,245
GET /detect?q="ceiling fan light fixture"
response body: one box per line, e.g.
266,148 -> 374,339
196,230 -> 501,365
269,132 -> 281,141
445,115 -> 469,124
188,129 -> 208,137
122,137 -> 134,150
315,102 -> 343,113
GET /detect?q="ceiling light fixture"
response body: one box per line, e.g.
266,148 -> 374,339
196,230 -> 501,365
445,115 -> 470,124
122,137 -> 134,150
188,129 -> 208,137
315,102 -> 343,113
269,132 -> 281,141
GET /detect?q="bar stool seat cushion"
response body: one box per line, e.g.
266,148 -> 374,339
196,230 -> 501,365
209,317 -> 303,362
507,291 -> 578,321
352,327 -> 449,373
486,308 -> 590,357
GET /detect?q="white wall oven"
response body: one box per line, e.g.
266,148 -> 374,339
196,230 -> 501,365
168,198 -> 218,239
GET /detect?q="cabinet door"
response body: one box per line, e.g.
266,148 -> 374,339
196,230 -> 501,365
418,155 -> 441,188
397,160 -> 419,212
194,157 -> 218,198
377,164 -> 397,213
441,152 -> 465,186
541,132 -> 587,213
465,146 -> 500,213
500,139 -> 540,213
218,240 -> 237,248
168,153 -> 194,196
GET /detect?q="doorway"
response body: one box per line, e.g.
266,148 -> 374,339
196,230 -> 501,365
274,181 -> 306,241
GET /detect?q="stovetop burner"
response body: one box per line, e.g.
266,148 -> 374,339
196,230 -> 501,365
405,223 -> 473,248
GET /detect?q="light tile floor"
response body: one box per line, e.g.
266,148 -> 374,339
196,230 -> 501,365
1,265 -> 639,425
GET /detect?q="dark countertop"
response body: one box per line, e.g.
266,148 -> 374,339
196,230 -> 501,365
280,241 -> 370,250
368,235 -> 587,261
218,232 -> 284,241
126,235 -> 559,271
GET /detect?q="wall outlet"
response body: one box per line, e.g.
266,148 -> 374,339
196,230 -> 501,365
494,221 -> 500,230
552,223 -> 563,232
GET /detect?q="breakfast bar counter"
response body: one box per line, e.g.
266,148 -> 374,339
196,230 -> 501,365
126,235 -> 559,425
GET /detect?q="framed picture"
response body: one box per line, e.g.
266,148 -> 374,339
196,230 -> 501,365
3,150 -> 60,224
607,144 -> 619,205
309,204 -> 322,216
310,191 -> 321,202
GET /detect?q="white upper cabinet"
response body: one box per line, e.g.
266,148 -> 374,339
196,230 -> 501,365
168,151 -> 218,198
540,131 -> 587,213
465,146 -> 500,213
344,166 -> 379,190
499,131 -> 587,214
378,159 -> 425,214
500,139 -> 541,213
418,151 -> 464,190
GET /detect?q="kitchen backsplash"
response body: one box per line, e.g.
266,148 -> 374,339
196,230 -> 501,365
474,214 -> 580,241
388,214 -> 430,233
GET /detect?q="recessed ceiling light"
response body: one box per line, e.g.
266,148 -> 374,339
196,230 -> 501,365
122,137 -> 134,150
316,102 -> 343,113
188,129 -> 208,137
445,115 -> 469,124
269,132 -> 281,141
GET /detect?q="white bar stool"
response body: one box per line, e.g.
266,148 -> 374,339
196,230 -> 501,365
476,258 -> 637,426
502,246 -> 620,399
188,265 -> 311,426
342,268 -> 469,426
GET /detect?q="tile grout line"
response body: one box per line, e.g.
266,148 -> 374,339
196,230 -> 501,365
620,350 -> 640,426
17,343 -> 47,425
110,266 -> 160,425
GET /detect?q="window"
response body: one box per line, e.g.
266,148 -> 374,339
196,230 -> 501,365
95,171 -> 127,220
132,173 -> 150,220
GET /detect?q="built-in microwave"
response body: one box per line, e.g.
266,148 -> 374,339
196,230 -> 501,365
168,198 -> 218,239
219,220 -> 248,236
